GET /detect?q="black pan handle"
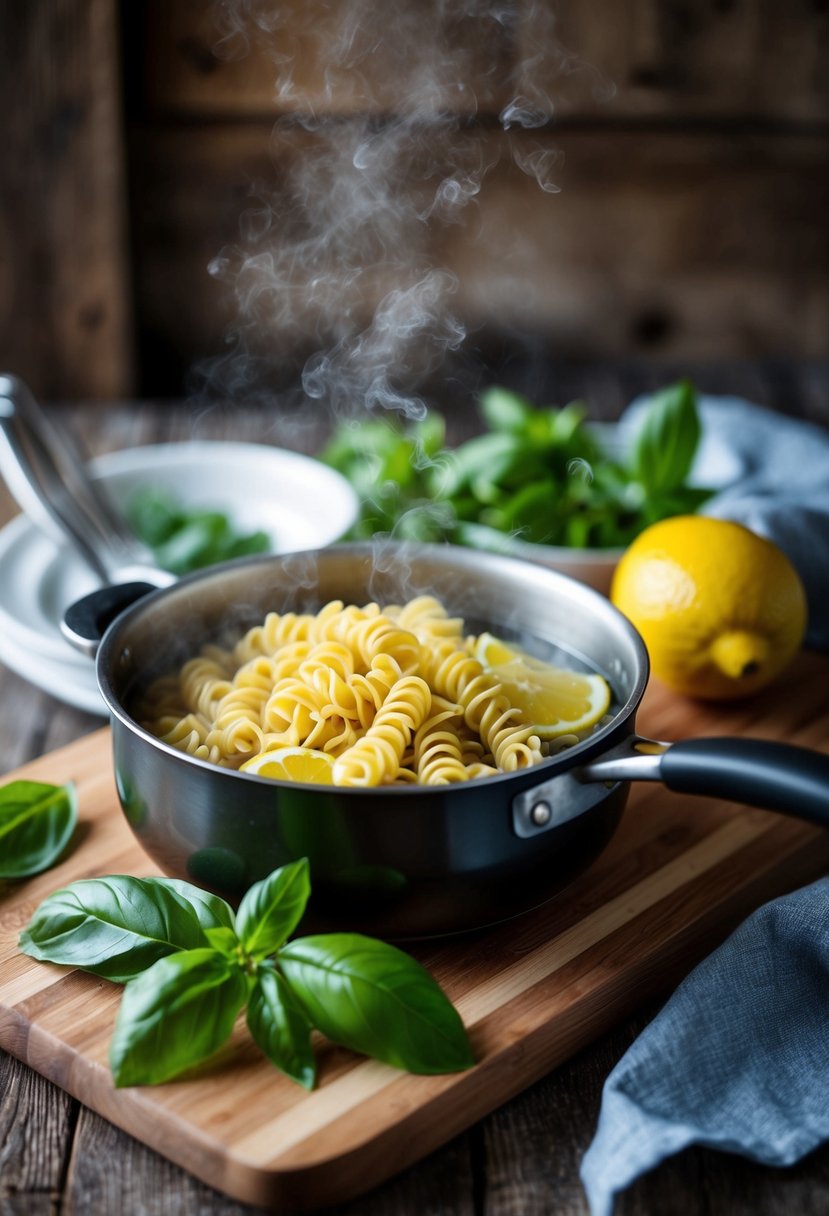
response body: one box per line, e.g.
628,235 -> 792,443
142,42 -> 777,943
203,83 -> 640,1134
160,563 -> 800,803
661,738 -> 829,825
581,736 -> 829,826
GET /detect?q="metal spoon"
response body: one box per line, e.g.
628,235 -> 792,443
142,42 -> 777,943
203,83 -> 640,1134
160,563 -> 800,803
0,374 -> 173,589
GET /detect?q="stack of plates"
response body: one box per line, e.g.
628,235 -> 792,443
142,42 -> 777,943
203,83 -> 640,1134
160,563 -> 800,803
0,443 -> 358,714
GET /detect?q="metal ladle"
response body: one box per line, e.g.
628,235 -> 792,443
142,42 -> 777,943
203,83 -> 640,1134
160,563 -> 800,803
0,374 -> 174,591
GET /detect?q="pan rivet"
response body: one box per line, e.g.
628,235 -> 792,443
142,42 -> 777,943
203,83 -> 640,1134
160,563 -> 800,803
530,801 -> 552,827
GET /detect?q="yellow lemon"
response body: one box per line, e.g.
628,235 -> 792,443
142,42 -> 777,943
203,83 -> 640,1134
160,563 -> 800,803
475,633 -> 611,740
610,515 -> 807,700
240,747 -> 335,784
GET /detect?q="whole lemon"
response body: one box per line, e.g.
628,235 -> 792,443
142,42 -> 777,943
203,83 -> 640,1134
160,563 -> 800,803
610,516 -> 807,700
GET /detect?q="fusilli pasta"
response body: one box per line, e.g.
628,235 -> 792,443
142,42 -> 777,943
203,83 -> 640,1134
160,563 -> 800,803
136,597 -> 604,785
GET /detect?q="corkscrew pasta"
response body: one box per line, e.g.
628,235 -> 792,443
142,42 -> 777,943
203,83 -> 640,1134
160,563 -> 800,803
136,595 -> 602,787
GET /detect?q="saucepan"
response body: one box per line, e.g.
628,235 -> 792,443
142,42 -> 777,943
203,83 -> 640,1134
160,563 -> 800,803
61,543 -> 829,938
2,375 -> 827,937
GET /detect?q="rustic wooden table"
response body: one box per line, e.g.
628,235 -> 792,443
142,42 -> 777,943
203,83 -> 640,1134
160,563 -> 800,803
1,362 -> 828,1215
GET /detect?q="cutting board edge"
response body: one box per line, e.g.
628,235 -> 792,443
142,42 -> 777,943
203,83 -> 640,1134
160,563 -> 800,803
2,823 -> 827,1211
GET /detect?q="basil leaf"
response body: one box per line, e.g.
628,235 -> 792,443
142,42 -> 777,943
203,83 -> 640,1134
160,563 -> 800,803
454,521 -> 520,555
152,513 -> 229,574
0,781 -> 77,879
205,926 -> 241,955
412,412 -> 445,458
19,875 -> 210,982
110,948 -> 248,1087
125,487 -> 181,544
435,432 -> 521,498
236,858 -> 310,959
631,380 -> 701,495
278,934 -> 475,1074
247,966 -> 316,1090
128,489 -> 270,574
152,878 -> 236,932
479,387 -> 533,433
223,529 -> 270,559
545,401 -> 589,448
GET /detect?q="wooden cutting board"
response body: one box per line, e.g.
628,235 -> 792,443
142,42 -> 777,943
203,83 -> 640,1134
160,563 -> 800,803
2,653 -> 829,1211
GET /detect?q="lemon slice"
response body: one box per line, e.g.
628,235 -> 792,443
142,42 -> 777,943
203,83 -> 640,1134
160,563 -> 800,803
474,633 -> 611,740
475,632 -> 522,668
240,747 -> 335,784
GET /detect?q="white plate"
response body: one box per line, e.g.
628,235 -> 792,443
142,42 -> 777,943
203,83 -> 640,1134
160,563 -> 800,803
0,621 -> 106,715
0,441 -> 358,712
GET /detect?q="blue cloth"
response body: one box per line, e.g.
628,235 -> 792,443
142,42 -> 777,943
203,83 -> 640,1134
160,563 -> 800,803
583,397 -> 829,1211
620,395 -> 829,650
581,878 -> 829,1216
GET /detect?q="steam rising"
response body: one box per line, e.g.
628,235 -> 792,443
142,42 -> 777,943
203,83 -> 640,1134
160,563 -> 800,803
197,0 -> 609,418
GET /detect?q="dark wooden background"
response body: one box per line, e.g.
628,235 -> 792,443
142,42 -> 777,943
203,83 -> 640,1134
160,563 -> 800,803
1,0 -> 828,402
1,7 -> 828,1210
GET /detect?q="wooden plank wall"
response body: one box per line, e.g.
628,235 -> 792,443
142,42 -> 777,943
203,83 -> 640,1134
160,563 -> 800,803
126,0 -> 829,397
3,2 -> 829,399
0,0 -> 133,401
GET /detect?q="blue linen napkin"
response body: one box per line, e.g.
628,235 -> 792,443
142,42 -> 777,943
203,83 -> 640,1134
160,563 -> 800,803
580,877 -> 829,1216
620,394 -> 829,649
583,396 -> 829,1210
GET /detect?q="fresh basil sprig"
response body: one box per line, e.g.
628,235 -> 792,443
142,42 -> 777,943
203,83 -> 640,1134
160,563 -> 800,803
19,858 -> 474,1089
0,780 -> 77,879
322,380 -> 711,551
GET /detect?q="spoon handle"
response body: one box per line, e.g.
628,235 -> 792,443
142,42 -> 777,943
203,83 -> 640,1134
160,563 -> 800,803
0,374 -> 170,588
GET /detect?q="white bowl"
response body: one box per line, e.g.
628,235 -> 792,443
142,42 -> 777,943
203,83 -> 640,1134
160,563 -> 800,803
0,441 -> 359,711
88,441 -> 359,555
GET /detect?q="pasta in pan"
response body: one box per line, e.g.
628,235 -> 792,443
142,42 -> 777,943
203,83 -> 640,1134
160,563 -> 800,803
136,595 -> 608,787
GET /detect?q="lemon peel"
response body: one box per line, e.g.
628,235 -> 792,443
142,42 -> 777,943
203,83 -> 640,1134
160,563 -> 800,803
611,515 -> 807,700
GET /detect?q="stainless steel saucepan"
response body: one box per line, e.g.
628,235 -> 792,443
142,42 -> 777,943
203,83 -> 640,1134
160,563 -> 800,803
62,544 -> 829,938
2,374 -> 827,937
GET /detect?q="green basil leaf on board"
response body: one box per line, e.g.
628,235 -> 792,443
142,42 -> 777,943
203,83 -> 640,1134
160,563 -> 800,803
0,781 -> 77,879
152,878 -> 236,932
236,858 -> 311,959
631,379 -> 701,496
18,875 -> 210,982
247,966 -> 316,1090
278,934 -> 475,1075
110,948 -> 249,1087
21,859 -> 474,1088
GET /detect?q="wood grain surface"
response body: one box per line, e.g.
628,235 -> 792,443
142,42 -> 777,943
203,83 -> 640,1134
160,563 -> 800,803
2,653 -> 828,1210
1,376 -> 828,1215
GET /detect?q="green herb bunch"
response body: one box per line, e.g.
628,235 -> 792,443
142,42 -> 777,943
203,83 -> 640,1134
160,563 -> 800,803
127,488 -> 270,575
322,380 -> 711,551
20,858 -> 474,1089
